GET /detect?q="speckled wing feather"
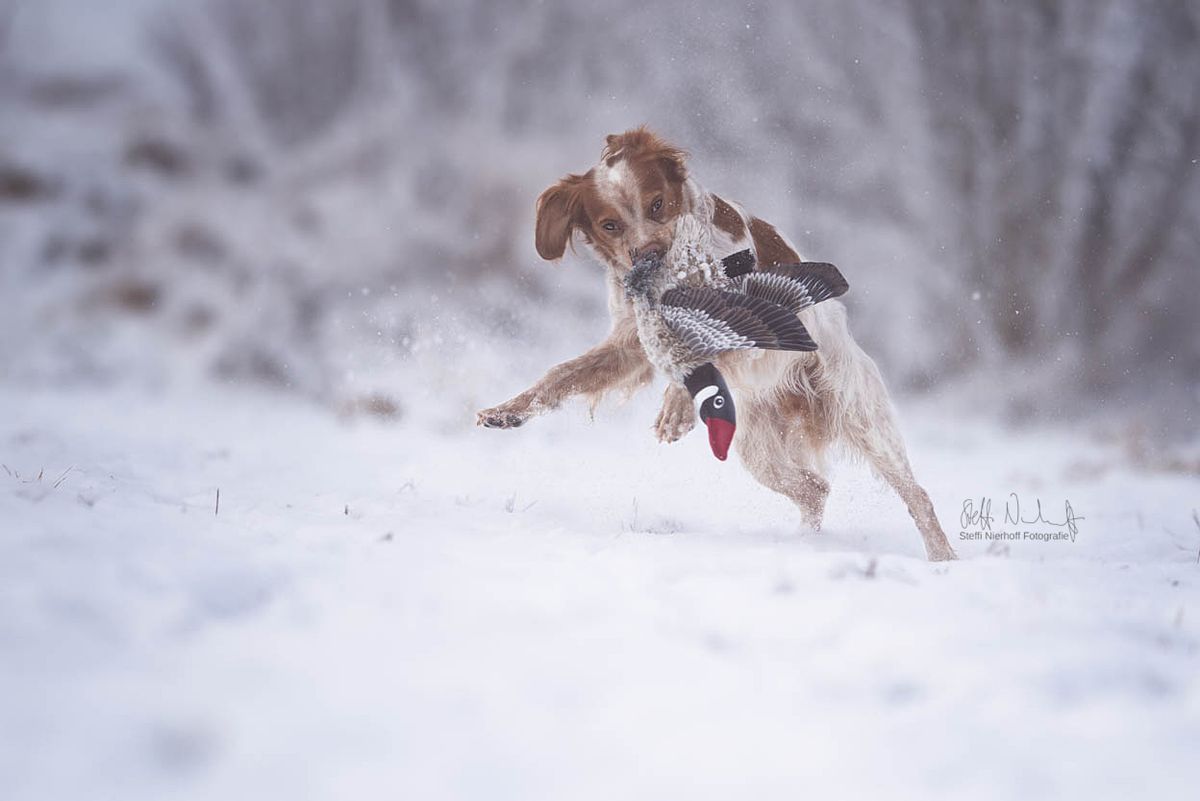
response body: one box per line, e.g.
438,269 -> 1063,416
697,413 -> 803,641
659,288 -> 817,357
733,262 -> 849,316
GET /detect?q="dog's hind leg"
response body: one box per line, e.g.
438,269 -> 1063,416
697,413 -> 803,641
837,359 -> 957,561
734,395 -> 831,530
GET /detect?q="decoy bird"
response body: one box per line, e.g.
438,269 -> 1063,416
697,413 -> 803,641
626,214 -> 849,460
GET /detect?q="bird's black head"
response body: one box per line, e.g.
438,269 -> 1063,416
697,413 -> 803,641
683,363 -> 736,461
697,388 -> 734,425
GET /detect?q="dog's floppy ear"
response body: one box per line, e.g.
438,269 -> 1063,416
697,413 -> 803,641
535,173 -> 590,261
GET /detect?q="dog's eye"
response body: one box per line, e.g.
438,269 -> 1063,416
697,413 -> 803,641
601,220 -> 619,232
650,197 -> 663,214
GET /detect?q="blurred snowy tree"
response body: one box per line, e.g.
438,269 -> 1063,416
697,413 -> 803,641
908,0 -> 1200,397
0,0 -> 1195,422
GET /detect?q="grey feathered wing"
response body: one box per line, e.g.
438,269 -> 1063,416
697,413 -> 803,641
732,262 -> 849,316
659,288 -> 817,358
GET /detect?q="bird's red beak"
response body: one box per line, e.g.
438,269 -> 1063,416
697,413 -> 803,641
705,418 -> 735,461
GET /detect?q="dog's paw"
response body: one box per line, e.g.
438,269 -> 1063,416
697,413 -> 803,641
927,543 -> 959,562
476,402 -> 532,429
654,387 -> 695,443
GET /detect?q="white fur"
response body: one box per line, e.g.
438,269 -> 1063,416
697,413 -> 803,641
594,160 -> 634,209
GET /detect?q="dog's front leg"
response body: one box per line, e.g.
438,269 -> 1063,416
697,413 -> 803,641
477,322 -> 652,429
653,383 -> 695,443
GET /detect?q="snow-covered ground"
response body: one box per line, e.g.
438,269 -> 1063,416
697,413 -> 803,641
2,384 -> 1197,800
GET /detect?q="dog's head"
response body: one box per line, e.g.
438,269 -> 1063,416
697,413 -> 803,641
534,127 -> 692,273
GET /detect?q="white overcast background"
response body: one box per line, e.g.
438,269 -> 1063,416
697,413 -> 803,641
1,1 -> 1198,799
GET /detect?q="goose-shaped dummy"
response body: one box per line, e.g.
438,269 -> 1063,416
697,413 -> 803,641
626,214 -> 849,460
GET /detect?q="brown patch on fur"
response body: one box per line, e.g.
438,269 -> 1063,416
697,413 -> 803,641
601,126 -> 688,182
711,195 -> 747,241
749,216 -> 800,267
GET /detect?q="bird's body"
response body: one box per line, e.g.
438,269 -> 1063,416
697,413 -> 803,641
625,214 -> 849,459
625,215 -> 735,383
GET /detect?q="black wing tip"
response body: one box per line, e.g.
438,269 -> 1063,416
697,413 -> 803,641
765,261 -> 849,300
771,321 -> 819,352
721,249 -> 756,278
733,293 -> 820,352
801,262 -> 850,298
760,334 -> 818,352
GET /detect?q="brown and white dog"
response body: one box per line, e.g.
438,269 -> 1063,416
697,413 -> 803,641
476,127 -> 956,561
